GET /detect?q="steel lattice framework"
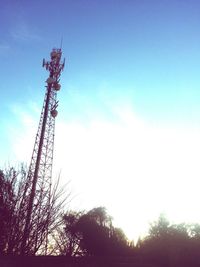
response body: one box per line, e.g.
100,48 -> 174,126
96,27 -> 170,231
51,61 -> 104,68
20,48 -> 65,254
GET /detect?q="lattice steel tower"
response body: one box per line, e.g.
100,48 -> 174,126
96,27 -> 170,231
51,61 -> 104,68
20,48 -> 65,254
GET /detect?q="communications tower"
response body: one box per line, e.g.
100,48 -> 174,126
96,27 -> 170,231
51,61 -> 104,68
20,48 -> 65,254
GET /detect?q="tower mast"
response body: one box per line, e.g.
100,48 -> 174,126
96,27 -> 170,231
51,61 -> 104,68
20,48 -> 65,254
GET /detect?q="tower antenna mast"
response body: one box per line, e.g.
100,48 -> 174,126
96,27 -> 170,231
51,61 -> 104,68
20,48 -> 65,254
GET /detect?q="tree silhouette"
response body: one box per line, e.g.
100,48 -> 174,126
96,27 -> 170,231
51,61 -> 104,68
51,211 -> 84,256
54,207 -> 131,256
0,169 -> 16,254
140,214 -> 191,266
0,166 -> 67,255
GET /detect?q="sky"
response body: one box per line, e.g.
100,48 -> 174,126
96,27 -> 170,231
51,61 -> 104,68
1,0 -> 200,241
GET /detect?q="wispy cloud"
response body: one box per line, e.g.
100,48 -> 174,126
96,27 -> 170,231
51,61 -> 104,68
0,44 -> 10,55
11,21 -> 41,42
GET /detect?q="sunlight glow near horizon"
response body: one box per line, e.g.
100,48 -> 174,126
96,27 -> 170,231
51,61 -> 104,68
54,109 -> 200,241
5,98 -> 200,242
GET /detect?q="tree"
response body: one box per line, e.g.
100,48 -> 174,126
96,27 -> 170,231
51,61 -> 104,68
51,211 -> 84,256
0,165 -> 67,255
55,207 -> 131,256
140,214 -> 189,266
0,169 -> 16,254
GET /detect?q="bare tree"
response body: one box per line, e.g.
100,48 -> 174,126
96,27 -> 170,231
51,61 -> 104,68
0,165 -> 69,255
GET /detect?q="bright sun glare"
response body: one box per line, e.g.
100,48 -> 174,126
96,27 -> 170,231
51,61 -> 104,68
50,105 -> 200,241
5,97 -> 200,242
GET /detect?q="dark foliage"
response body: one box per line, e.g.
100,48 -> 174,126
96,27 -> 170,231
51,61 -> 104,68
139,214 -> 200,266
54,207 -> 133,256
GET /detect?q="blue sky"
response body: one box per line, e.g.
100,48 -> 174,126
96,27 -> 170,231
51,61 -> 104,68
1,0 -> 200,240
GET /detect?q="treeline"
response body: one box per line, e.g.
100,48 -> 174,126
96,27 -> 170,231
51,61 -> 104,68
1,166 -> 200,266
138,215 -> 200,266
